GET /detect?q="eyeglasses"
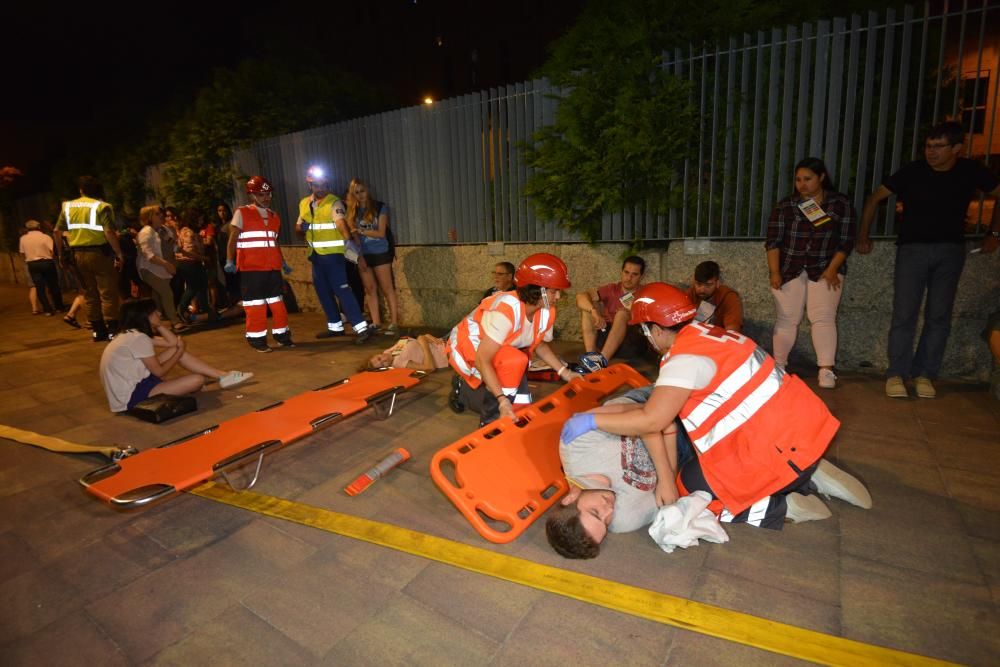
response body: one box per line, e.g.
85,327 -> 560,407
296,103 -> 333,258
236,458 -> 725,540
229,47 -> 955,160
493,271 -> 512,276
925,141 -> 954,151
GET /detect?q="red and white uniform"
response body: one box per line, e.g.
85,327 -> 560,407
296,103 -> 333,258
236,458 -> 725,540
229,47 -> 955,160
447,291 -> 556,404
233,205 -> 288,340
660,321 -> 839,516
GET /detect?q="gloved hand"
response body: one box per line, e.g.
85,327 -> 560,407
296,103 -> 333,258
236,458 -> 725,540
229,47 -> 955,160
224,259 -> 237,274
282,261 -> 293,275
560,413 -> 597,444
299,222 -> 310,232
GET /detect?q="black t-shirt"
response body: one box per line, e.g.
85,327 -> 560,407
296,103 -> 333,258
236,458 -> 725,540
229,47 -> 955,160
883,158 -> 999,244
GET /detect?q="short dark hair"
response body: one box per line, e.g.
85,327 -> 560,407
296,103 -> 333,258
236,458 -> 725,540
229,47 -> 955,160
927,121 -> 964,147
118,298 -> 158,336
694,261 -> 720,283
545,507 -> 600,559
516,284 -> 543,306
497,261 -> 515,275
77,175 -> 103,198
794,157 -> 837,193
622,255 -> 646,275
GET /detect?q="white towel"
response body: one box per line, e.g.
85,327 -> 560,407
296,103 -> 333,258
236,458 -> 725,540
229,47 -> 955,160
647,491 -> 729,553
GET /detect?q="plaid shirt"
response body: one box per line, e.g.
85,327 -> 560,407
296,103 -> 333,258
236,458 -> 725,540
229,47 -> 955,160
765,190 -> 856,285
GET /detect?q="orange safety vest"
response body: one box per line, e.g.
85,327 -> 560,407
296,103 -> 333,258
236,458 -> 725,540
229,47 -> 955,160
664,322 -> 839,514
235,206 -> 282,271
447,291 -> 556,388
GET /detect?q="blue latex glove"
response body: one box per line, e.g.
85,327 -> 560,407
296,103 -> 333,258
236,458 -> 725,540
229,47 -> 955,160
224,259 -> 237,274
561,413 -> 597,444
299,222 -> 310,231
282,261 -> 293,275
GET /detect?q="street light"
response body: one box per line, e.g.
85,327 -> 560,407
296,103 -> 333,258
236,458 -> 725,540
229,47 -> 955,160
423,96 -> 434,105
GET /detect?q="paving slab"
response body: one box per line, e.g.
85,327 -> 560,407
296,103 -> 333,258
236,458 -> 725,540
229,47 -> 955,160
0,284 -> 997,665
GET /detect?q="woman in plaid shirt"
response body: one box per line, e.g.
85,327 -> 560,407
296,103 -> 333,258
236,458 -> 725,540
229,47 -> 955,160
765,157 -> 856,389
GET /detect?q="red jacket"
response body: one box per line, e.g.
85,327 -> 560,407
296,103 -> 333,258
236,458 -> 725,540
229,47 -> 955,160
447,291 -> 555,388
665,322 -> 839,513
236,206 -> 282,271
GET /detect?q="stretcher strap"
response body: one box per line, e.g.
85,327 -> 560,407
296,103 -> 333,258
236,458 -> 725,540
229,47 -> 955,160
0,424 -> 132,460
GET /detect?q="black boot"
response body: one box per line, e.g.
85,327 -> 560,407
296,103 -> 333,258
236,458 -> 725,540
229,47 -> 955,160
105,320 -> 119,341
92,322 -> 109,343
449,374 -> 466,413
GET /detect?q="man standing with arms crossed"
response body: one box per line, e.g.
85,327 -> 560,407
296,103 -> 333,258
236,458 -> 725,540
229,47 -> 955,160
857,121 -> 1000,399
54,176 -> 123,342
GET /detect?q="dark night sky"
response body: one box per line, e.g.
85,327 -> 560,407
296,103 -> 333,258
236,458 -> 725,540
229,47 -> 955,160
3,0 -> 584,195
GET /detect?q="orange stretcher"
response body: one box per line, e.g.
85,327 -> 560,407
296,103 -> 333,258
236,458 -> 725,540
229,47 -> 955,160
430,364 -> 649,543
80,368 -> 422,509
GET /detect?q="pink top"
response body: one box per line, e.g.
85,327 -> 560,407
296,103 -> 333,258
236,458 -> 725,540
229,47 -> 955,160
391,337 -> 448,369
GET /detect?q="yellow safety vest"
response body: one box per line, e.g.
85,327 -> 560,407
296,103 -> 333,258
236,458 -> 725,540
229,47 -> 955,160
57,196 -> 113,247
299,194 -> 346,256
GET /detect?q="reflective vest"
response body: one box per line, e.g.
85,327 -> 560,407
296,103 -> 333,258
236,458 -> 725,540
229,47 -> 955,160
59,196 -> 112,247
447,291 -> 556,388
235,206 -> 282,271
664,322 -> 839,514
299,194 -> 346,255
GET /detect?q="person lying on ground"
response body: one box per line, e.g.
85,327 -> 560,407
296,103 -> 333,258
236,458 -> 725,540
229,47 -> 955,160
546,283 -> 872,559
362,334 -> 450,372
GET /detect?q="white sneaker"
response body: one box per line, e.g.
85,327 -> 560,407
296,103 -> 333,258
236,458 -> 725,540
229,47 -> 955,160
220,371 -> 253,389
785,493 -> 832,523
811,459 -> 872,509
818,368 -> 837,389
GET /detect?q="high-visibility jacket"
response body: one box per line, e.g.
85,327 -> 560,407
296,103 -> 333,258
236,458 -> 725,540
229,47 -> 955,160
298,194 -> 346,255
447,291 -> 556,388
235,206 -> 282,271
57,196 -> 113,247
664,321 -> 839,514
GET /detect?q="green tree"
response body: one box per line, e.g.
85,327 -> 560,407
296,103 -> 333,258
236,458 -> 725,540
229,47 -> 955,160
164,57 -> 385,211
525,0 -> 906,241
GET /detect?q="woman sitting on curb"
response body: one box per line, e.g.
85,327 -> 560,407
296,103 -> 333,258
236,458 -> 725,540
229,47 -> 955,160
99,298 -> 252,413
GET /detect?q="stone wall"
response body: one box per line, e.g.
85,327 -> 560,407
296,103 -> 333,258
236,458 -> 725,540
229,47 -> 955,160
7,241 -> 997,380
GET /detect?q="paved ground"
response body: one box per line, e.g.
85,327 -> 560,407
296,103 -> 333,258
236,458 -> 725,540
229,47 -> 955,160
0,284 -> 997,666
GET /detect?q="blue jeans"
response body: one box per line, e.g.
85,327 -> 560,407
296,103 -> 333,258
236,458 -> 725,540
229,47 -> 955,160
311,252 -> 365,328
887,243 -> 966,379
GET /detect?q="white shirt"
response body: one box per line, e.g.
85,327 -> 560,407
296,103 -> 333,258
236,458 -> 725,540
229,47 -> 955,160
136,226 -> 172,280
481,310 -> 554,348
655,354 -> 717,390
230,206 -> 272,230
19,230 -> 54,262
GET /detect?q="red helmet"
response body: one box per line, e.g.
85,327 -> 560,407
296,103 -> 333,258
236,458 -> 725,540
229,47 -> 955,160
629,283 -> 696,327
514,253 -> 571,290
246,176 -> 273,194
305,166 -> 328,185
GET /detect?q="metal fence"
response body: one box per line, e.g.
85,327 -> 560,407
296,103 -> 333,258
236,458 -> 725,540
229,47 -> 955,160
233,2 -> 1000,245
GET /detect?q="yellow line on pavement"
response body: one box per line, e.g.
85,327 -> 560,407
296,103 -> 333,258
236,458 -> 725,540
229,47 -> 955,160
191,482 -> 955,667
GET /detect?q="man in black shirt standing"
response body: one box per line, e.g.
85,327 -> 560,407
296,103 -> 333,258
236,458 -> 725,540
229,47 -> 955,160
857,121 -> 1000,399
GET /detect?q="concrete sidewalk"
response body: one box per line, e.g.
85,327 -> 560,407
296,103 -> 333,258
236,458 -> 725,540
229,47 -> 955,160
0,284 -> 996,666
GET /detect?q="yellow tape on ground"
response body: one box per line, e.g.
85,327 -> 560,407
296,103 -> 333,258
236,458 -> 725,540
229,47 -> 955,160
191,482 -> 954,667
0,424 -> 122,459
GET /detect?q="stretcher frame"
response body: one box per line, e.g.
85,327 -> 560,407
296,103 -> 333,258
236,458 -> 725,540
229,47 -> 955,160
430,364 -> 649,543
80,368 -> 422,509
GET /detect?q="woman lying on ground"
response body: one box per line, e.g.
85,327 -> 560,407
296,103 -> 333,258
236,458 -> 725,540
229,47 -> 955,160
362,334 -> 449,372
99,298 -> 252,413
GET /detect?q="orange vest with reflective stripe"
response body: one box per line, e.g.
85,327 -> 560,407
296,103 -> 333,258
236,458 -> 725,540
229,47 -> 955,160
447,291 -> 556,388
664,322 -> 839,513
236,206 -> 282,271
